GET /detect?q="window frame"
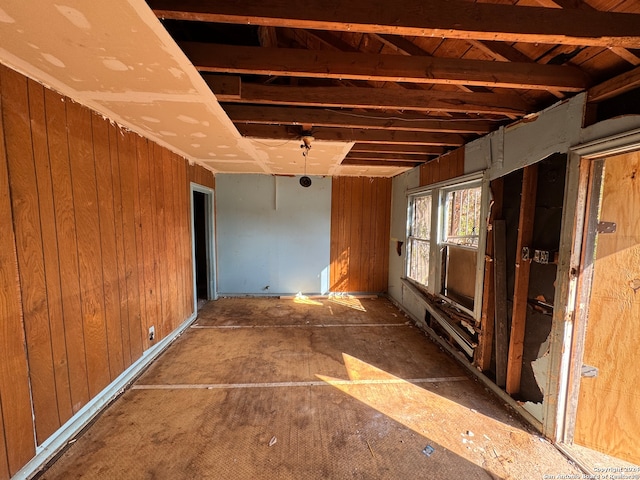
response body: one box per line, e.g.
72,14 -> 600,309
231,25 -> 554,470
405,172 -> 489,320
406,190 -> 434,288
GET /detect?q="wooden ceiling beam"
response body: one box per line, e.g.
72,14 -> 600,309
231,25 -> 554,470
369,34 -> 493,95
345,152 -> 431,163
183,42 -> 589,91
235,124 -> 466,146
150,0 -> 640,48
350,143 -> 447,156
341,158 -> 424,168
222,104 -> 496,134
466,40 -> 535,64
588,66 -> 640,103
466,39 -> 565,99
372,34 -> 432,57
535,0 -> 640,66
257,26 -> 278,47
205,78 -> 532,116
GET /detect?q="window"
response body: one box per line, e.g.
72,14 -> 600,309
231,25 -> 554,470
443,186 -> 482,247
441,184 -> 482,311
407,192 -> 432,287
406,176 -> 486,316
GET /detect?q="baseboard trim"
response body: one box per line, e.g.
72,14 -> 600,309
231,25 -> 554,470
14,312 -> 197,480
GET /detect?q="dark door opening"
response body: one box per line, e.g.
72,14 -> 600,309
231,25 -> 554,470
193,190 -> 208,306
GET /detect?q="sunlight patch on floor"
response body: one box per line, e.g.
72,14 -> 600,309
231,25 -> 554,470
328,293 -> 367,312
317,353 -> 538,479
292,292 -> 323,306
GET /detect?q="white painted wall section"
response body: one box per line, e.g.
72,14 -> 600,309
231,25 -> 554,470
388,168 -> 420,304
216,174 -> 331,295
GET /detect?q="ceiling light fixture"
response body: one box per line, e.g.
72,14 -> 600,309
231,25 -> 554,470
299,132 -> 314,188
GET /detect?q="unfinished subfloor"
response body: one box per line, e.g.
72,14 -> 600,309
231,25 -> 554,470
39,297 -> 582,479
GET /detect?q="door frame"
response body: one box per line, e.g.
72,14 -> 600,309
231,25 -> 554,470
190,182 -> 217,312
555,128 -> 640,445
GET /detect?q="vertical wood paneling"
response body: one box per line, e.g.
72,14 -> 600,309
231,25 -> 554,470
44,89 -> 90,414
171,154 -> 186,324
147,143 -> 162,342
108,123 -> 132,369
329,176 -> 341,290
377,178 -> 392,292
151,144 -> 171,337
0,66 -> 197,476
92,114 -> 124,379
420,148 -> 465,186
349,177 -> 364,291
188,162 -> 215,189
163,151 -> 179,333
118,132 -> 144,360
0,66 -> 36,476
360,178 -> 373,291
0,402 -> 8,479
67,101 -> 111,398
133,137 -> 150,351
2,67 -> 60,443
330,177 -> 391,293
180,158 -> 193,318
136,136 -> 158,351
28,79 -> 73,425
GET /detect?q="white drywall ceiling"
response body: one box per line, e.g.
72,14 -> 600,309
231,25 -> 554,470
0,0 -> 410,177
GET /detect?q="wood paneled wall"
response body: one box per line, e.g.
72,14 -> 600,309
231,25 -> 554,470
0,65 -> 204,478
420,147 -> 465,186
330,177 -> 391,293
188,163 -> 215,189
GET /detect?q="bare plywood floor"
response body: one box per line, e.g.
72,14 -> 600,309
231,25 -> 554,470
39,297 -> 581,479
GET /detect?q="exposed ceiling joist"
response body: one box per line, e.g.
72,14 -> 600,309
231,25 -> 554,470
372,34 -> 432,57
205,78 -> 532,115
535,0 -> 640,66
183,42 -> 589,91
345,152 -> 430,163
149,0 -> 640,48
235,125 -> 466,146
341,158 -> 423,167
222,104 -> 496,134
588,66 -> 640,103
350,143 -> 447,156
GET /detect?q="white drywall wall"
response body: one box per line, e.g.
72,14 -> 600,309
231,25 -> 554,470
216,174 -> 331,295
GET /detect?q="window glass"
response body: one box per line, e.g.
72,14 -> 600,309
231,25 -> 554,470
443,186 -> 482,247
407,193 -> 431,287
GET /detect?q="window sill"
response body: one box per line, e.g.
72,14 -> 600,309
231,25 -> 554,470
401,278 -> 478,357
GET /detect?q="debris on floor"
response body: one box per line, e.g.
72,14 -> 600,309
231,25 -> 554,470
422,445 -> 435,457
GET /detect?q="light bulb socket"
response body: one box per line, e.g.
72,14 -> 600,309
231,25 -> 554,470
300,176 -> 312,188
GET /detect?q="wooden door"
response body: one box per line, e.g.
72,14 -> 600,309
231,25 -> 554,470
573,150 -> 640,464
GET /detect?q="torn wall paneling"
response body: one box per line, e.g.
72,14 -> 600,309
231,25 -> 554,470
506,164 -> 538,395
493,220 -> 509,388
330,177 -> 391,293
0,64 -> 198,477
476,178 -> 504,372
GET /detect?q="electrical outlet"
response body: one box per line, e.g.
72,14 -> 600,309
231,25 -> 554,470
148,326 -> 155,342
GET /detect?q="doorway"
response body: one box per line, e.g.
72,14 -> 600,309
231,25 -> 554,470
562,134 -> 640,466
191,184 -> 217,311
